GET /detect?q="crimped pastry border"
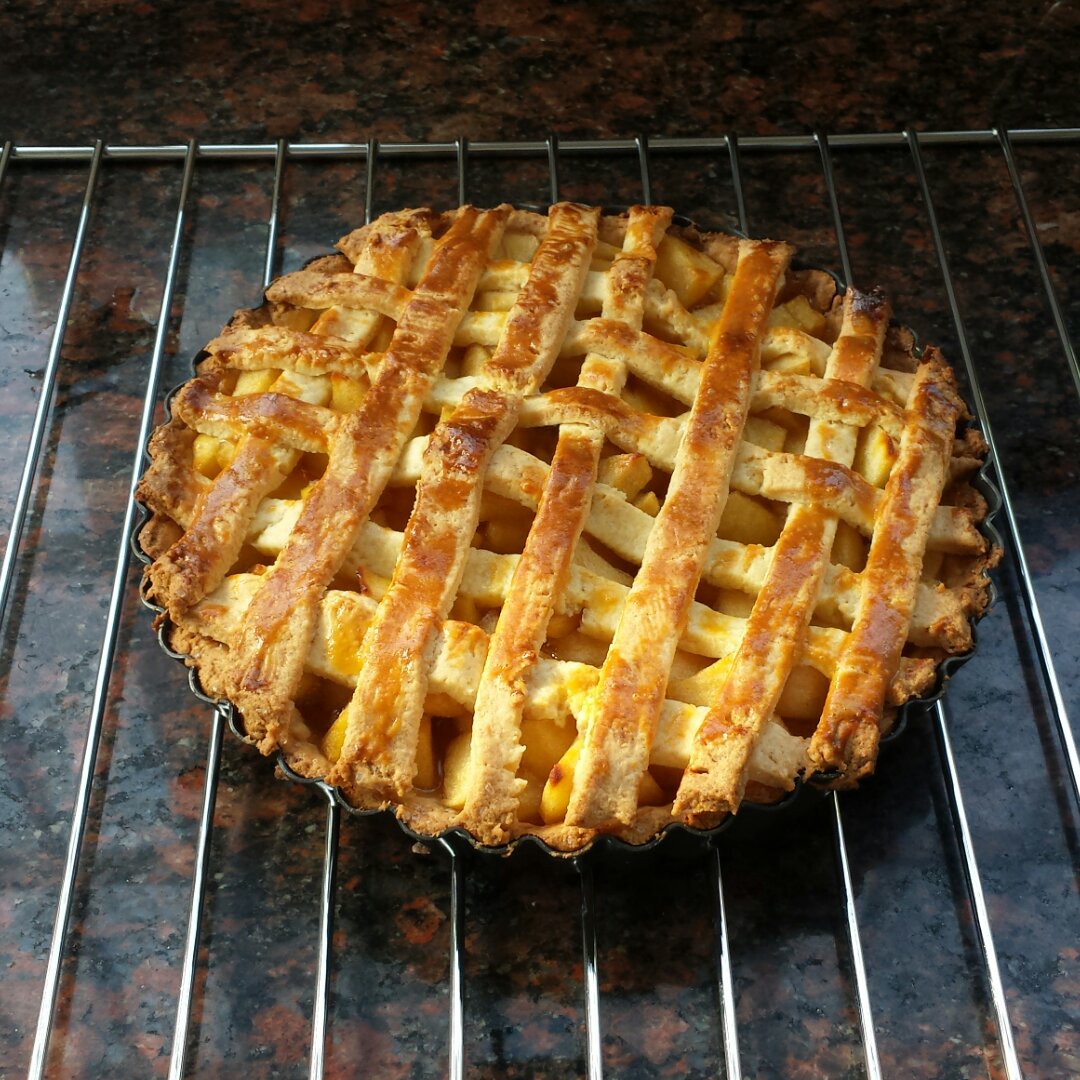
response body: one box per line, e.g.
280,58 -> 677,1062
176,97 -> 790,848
133,206 -> 999,856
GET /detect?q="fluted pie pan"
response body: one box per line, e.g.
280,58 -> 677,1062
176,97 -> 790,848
133,203 -> 999,855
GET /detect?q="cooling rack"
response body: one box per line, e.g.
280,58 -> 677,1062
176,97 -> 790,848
1,131 -> 1077,1079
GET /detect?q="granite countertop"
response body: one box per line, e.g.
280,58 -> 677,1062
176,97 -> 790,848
1,3 -> 1078,1077
3,1 -> 1080,143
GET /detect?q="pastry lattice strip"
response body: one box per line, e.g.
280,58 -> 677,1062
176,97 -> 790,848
676,288 -> 891,821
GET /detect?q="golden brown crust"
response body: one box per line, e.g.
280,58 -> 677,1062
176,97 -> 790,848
137,204 -> 997,854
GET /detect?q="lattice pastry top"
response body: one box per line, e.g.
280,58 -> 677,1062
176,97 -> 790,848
137,203 -> 995,852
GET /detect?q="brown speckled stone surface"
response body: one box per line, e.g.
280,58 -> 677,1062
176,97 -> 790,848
2,0 -> 1080,143
1,3 -> 1078,1078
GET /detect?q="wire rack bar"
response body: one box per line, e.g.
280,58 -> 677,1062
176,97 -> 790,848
0,139 -> 12,191
456,137 -> 469,207
166,137 -> 293,1080
267,135 -> 342,1080
995,127 -> 1080,403
814,132 -> 853,287
5,128 -> 1080,163
364,137 -> 378,228
906,129 -> 1080,809
310,792 -> 340,1080
831,795 -> 882,1080
457,134 -> 470,217
720,134 -> 748,244
28,139 -> 195,1080
577,857 -> 604,1080
440,839 -> 466,1080
263,138 -> 288,292
712,133 -> 751,1079
934,702 -> 1023,1079
439,140 -> 472,1080
812,129 -> 899,1079
273,140 -> 345,1080
0,141 -> 103,625
636,131 -> 744,1075
168,705 -> 226,1080
726,135 -> 748,242
904,126 -> 1044,1078
726,132 -> 885,1075
542,137 -> 605,1080
635,135 -> 652,205
712,847 -> 742,1080
546,135 -> 560,204
819,126 -> 1024,1078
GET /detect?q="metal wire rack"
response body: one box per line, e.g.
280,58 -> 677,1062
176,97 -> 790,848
1,131 -> 1077,1079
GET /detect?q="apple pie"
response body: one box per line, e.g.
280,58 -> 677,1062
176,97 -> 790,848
136,203 -> 996,852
